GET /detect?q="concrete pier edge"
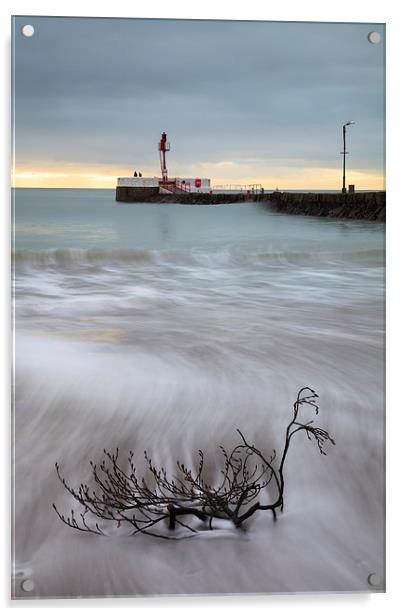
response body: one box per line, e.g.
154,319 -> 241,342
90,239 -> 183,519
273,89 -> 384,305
115,187 -> 385,221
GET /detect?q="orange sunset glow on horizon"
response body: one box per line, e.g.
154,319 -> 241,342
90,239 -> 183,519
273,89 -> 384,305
12,164 -> 385,192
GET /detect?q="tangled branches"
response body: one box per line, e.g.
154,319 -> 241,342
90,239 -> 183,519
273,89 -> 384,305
53,387 -> 335,539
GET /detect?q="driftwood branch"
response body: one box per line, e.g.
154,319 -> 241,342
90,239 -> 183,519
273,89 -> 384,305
53,387 -> 335,539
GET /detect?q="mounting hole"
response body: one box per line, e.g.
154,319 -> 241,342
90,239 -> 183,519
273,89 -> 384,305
367,572 -> 381,587
21,578 -> 35,592
21,24 -> 35,38
368,31 -> 381,44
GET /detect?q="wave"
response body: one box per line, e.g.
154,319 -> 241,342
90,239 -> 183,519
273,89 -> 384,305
12,246 -> 384,270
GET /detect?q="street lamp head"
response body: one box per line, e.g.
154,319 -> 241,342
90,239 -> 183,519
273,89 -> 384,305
346,121 -> 355,126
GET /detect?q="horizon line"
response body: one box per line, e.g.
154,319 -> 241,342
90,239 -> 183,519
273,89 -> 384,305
11,186 -> 386,192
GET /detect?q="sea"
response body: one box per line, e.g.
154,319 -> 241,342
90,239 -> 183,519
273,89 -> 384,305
12,187 -> 385,598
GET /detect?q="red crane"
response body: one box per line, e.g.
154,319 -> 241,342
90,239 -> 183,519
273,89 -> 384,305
158,132 -> 170,183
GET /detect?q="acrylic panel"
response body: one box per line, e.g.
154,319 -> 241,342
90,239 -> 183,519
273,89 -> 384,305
11,16 -> 385,599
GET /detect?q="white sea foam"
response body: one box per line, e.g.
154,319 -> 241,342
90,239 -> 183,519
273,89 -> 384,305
12,191 -> 385,597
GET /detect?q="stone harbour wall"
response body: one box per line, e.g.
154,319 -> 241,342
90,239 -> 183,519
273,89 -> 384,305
264,191 -> 385,221
115,186 -> 385,221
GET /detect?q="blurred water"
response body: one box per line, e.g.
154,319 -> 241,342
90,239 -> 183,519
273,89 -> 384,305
12,188 -> 385,597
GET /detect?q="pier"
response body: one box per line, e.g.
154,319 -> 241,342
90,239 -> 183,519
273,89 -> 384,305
115,187 -> 385,221
115,131 -> 385,221
263,190 -> 386,221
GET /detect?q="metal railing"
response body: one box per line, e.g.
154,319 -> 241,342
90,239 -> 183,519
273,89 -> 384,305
159,179 -> 192,193
212,183 -> 263,193
175,179 -> 191,193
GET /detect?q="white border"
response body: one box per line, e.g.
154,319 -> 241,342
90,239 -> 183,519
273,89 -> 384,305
1,1 -> 401,614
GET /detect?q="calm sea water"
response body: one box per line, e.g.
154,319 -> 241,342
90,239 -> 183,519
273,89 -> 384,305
12,188 -> 385,597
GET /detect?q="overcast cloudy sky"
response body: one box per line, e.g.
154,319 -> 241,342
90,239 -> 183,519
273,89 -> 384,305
12,17 -> 385,189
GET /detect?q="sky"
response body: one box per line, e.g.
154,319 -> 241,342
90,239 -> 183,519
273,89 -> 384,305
12,17 -> 385,189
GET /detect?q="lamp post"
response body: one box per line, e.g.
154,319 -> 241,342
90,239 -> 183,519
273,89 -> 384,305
341,121 -> 355,193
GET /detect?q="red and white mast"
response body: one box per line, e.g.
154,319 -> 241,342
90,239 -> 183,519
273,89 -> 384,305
158,132 -> 170,182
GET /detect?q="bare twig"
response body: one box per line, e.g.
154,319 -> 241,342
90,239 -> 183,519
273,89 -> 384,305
53,387 -> 334,539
